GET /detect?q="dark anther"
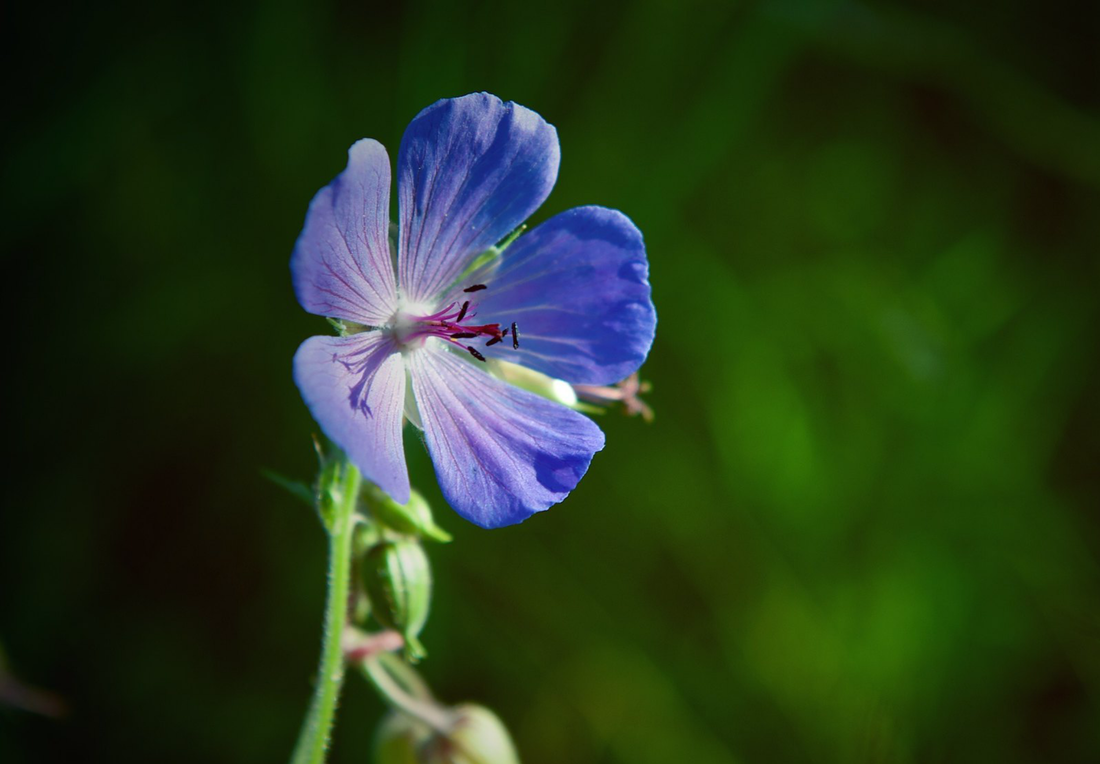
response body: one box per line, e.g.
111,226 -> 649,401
451,332 -> 477,339
463,284 -> 487,293
467,346 -> 487,362
456,301 -> 470,322
511,322 -> 520,349
486,337 -> 503,347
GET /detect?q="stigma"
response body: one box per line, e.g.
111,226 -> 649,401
390,283 -> 520,363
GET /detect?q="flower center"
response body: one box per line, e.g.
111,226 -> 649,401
391,283 -> 519,362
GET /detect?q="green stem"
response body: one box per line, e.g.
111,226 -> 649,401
377,651 -> 434,701
290,461 -> 362,764
362,656 -> 455,732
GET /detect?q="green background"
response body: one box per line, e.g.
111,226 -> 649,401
3,0 -> 1098,762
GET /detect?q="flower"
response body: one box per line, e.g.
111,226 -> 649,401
291,93 -> 656,528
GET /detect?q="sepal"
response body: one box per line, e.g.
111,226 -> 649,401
363,484 -> 452,543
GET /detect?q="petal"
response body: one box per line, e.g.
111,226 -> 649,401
293,332 -> 410,502
407,344 -> 605,528
397,93 -> 560,305
291,139 -> 399,326
469,206 -> 656,385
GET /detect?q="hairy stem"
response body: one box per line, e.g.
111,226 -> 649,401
290,460 -> 362,764
362,655 -> 455,732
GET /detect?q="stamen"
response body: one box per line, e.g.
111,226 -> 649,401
401,294 -> 522,358
463,284 -> 487,293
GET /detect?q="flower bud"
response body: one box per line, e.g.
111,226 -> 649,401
362,540 -> 432,661
314,458 -> 344,529
420,704 -> 520,764
374,710 -> 431,764
363,485 -> 452,543
488,360 -> 577,407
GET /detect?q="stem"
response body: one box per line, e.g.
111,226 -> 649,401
377,651 -> 434,701
361,656 -> 455,732
290,461 -> 362,764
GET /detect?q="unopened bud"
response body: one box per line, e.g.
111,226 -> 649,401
488,360 -> 577,407
374,710 -> 431,764
364,485 -> 452,543
362,540 -> 432,661
314,458 -> 343,529
421,704 -> 520,764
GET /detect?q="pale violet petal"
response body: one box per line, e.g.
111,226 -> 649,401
468,206 -> 656,385
293,332 -> 410,502
407,344 -> 604,528
397,93 -> 559,304
292,139 -> 399,325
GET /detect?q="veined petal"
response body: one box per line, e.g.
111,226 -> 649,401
397,93 -> 560,305
407,345 -> 604,528
291,139 -> 399,326
471,206 -> 656,385
293,332 -> 410,502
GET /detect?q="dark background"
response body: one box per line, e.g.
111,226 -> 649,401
3,0 -> 1099,762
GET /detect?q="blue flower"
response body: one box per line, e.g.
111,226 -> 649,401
291,93 -> 656,528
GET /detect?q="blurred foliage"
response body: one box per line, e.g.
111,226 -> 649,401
2,0 -> 1098,762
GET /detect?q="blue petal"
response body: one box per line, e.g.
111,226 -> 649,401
291,139 -> 399,326
407,344 -> 605,528
469,206 -> 656,385
293,332 -> 410,503
397,93 -> 560,305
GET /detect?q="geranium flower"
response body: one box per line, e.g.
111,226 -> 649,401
291,93 -> 655,528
